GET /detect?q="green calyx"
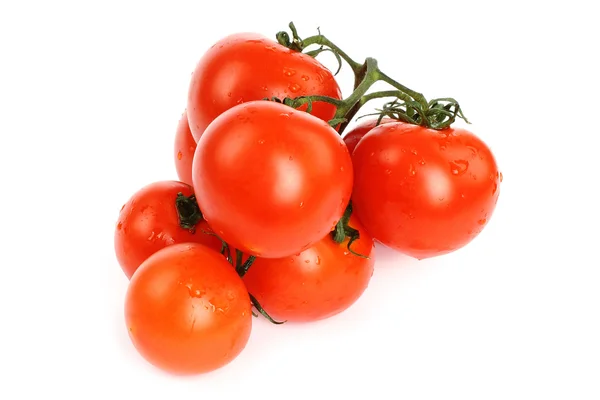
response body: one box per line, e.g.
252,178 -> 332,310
274,22 -> 470,134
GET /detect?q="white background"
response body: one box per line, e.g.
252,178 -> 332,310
1,0 -> 599,399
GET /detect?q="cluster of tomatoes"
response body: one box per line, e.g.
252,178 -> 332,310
114,26 -> 501,376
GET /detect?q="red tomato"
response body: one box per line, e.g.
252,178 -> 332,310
173,111 -> 196,186
351,122 -> 501,259
125,243 -> 252,375
114,181 -> 223,279
187,32 -> 342,141
343,117 -> 394,154
192,100 -> 353,259
243,215 -> 375,322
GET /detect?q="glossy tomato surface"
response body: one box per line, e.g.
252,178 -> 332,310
243,215 -> 375,322
173,111 -> 196,186
351,122 -> 501,259
192,100 -> 353,258
114,181 -> 222,278
125,243 -> 252,375
187,33 -> 342,141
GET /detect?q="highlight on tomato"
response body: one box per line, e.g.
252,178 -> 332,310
173,110 -> 196,186
114,180 -> 222,279
125,243 -> 252,375
192,100 -> 353,259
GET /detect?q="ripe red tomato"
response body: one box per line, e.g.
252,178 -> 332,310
187,32 -> 342,141
192,100 -> 353,259
125,243 -> 252,375
173,111 -> 196,186
351,122 -> 501,259
114,181 -> 223,279
343,117 -> 394,154
243,215 -> 375,322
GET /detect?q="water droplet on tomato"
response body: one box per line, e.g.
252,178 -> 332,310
315,257 -> 321,265
261,86 -> 268,91
289,156 -> 294,161
289,83 -> 301,93
117,222 -> 122,230
493,182 -> 498,194
265,45 -> 277,52
258,139 -> 265,144
280,113 -> 291,118
177,151 -> 183,160
299,201 -> 304,207
304,259 -> 310,264
418,158 -> 426,165
467,146 -> 478,157
461,194 -> 466,199
340,166 -> 344,172
246,39 -> 262,44
499,172 -> 504,182
409,213 -> 416,219
408,163 -> 416,176
438,197 -> 445,202
439,144 -> 447,151
449,160 -> 469,176
227,92 -> 232,97
236,97 -> 244,104
370,152 -> 375,157
283,67 -> 296,77
148,231 -> 155,241
411,149 -> 418,155
478,218 -> 487,225
385,169 -> 392,175
301,75 -> 310,81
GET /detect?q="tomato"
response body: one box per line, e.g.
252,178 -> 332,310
351,122 -> 501,259
187,32 -> 342,142
343,117 -> 394,154
243,214 -> 375,322
125,243 -> 252,375
114,181 -> 223,279
173,110 -> 196,186
192,100 -> 353,259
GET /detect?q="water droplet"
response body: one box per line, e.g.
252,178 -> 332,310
265,45 -> 277,52
493,183 -> 498,194
258,139 -> 265,144
499,172 -> 504,182
227,292 -> 235,301
289,83 -> 301,93
340,166 -> 344,172
289,156 -> 294,161
370,152 -> 375,157
411,149 -> 418,155
461,194 -> 466,199
117,222 -> 122,230
299,201 -> 304,208
418,158 -> 426,165
440,144 -> 447,151
283,67 -> 296,77
246,39 -> 262,44
177,151 -> 182,160
280,113 -> 290,118
478,218 -> 487,225
408,163 -> 416,176
301,75 -> 310,81
409,213 -> 416,219
385,169 -> 392,175
438,197 -> 445,202
227,92 -> 232,97
315,257 -> 321,265
236,97 -> 244,104
261,86 -> 268,91
467,146 -> 478,157
304,259 -> 310,264
148,231 -> 155,240
449,160 -> 469,176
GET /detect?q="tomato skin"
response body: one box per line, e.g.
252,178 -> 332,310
192,100 -> 353,259
114,181 -> 223,279
351,122 -> 501,259
173,111 -> 196,186
187,32 -> 342,141
343,117 -> 394,154
125,243 -> 252,375
243,215 -> 375,322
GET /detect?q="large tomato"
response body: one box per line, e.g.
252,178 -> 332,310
351,122 -> 501,259
192,100 -> 353,259
114,181 -> 223,279
187,32 -> 342,141
343,117 -> 394,154
125,243 -> 252,375
243,215 -> 375,322
173,110 -> 196,186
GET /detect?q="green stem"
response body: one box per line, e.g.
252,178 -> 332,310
301,34 -> 363,74
377,71 -> 428,109
175,193 -> 203,232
